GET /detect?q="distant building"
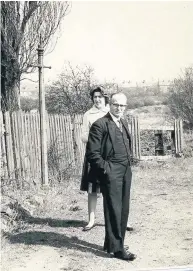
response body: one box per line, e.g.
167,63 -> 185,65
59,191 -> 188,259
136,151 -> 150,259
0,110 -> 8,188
119,79 -> 172,93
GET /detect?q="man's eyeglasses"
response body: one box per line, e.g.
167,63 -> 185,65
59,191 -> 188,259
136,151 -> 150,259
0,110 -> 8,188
112,103 -> 127,108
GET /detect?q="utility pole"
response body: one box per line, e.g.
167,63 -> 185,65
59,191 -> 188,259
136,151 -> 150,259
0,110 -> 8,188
35,35 -> 51,186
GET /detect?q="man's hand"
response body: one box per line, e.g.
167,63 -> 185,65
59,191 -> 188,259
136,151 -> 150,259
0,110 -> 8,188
86,121 -> 106,171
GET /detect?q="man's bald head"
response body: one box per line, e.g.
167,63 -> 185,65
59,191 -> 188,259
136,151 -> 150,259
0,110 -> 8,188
110,93 -> 127,104
110,92 -> 127,119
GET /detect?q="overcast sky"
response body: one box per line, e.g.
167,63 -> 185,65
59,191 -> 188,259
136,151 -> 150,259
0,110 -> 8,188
22,1 -> 193,92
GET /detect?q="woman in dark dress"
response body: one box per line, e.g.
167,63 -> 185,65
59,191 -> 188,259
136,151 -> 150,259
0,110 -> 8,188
80,87 -> 109,231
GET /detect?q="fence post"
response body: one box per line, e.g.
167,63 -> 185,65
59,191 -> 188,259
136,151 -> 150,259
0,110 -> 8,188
136,116 -> 141,159
174,119 -> 184,155
179,119 -> 184,152
130,116 -> 141,159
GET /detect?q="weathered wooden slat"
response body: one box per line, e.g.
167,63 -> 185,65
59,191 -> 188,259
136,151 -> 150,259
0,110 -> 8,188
133,116 -> 140,159
75,115 -> 83,165
80,114 -> 86,161
34,112 -> 41,179
57,115 -> 64,170
31,113 -> 37,179
61,114 -> 71,169
74,114 -> 85,174
52,115 -> 58,148
36,112 -> 41,179
55,114 -> 60,163
177,119 -> 180,154
48,114 -> 53,147
27,113 -> 34,177
22,112 -> 29,177
4,112 -> 15,179
66,115 -> 74,167
19,111 -> 26,179
0,111 -> 8,178
1,135 -> 8,178
64,115 -> 70,160
179,119 -> 183,152
174,120 -> 178,154
136,117 -> 141,158
58,114 -> 65,170
29,113 -> 36,179
131,117 -> 135,157
45,111 -> 50,146
12,112 -> 21,178
57,115 -> 63,165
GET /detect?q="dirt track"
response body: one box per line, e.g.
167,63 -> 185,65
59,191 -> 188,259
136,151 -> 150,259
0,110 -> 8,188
1,158 -> 193,271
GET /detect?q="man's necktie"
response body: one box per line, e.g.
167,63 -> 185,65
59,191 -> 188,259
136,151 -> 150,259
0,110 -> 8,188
117,119 -> 123,132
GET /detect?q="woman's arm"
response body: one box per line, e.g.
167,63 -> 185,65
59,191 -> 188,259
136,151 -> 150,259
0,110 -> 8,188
86,120 -> 106,172
81,112 -> 90,143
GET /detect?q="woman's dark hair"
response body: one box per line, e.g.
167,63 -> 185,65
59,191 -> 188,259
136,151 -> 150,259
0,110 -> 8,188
104,96 -> 109,105
90,87 -> 109,105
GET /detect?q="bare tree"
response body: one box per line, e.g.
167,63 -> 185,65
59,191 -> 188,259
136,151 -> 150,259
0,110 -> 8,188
1,1 -> 71,111
168,67 -> 193,128
45,62 -> 119,115
45,63 -> 95,115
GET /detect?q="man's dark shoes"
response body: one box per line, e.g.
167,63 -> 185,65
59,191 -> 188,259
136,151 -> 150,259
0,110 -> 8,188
114,250 -> 137,261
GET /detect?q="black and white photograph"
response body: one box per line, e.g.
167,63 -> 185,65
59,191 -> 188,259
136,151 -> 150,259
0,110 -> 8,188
1,1 -> 193,271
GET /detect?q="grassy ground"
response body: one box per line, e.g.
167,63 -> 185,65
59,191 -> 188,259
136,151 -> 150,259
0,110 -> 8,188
1,157 -> 193,271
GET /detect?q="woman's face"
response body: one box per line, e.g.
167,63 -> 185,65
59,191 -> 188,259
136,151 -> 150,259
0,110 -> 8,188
93,91 -> 105,109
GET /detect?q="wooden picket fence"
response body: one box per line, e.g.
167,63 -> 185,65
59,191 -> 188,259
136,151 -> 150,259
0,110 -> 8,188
0,111 -> 86,180
0,111 -> 183,181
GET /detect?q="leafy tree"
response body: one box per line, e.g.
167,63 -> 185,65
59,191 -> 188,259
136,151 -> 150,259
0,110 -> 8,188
1,1 -> 70,111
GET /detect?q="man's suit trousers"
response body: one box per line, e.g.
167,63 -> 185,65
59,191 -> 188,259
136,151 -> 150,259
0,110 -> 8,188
101,161 -> 132,253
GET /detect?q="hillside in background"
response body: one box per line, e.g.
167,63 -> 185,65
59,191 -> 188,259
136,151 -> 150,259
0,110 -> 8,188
121,85 -> 169,110
127,104 -> 171,116
127,105 -> 174,131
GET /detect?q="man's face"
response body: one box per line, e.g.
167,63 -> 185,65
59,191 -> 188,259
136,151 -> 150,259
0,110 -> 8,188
110,94 -> 127,118
93,92 -> 105,109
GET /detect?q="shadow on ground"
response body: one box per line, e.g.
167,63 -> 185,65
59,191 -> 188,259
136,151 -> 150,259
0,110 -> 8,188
17,204 -> 104,228
28,217 -> 87,228
26,215 -> 104,229
5,231 -> 109,258
27,217 -> 104,228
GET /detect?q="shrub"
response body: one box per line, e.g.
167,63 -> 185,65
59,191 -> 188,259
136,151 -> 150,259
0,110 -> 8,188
127,97 -> 144,109
183,131 -> 193,158
20,97 -> 39,112
167,67 -> 193,128
143,96 -> 156,106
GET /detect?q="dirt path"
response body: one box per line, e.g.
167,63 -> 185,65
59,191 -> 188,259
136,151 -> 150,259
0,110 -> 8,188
2,158 -> 193,271
2,246 -> 69,271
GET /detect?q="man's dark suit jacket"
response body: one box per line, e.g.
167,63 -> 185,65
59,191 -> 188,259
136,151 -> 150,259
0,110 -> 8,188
80,112 -> 132,191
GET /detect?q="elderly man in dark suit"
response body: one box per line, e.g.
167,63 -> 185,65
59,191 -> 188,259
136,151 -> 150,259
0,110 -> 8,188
85,92 -> 136,261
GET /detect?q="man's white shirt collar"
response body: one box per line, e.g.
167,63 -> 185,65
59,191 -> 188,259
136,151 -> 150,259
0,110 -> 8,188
109,112 -> 121,127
